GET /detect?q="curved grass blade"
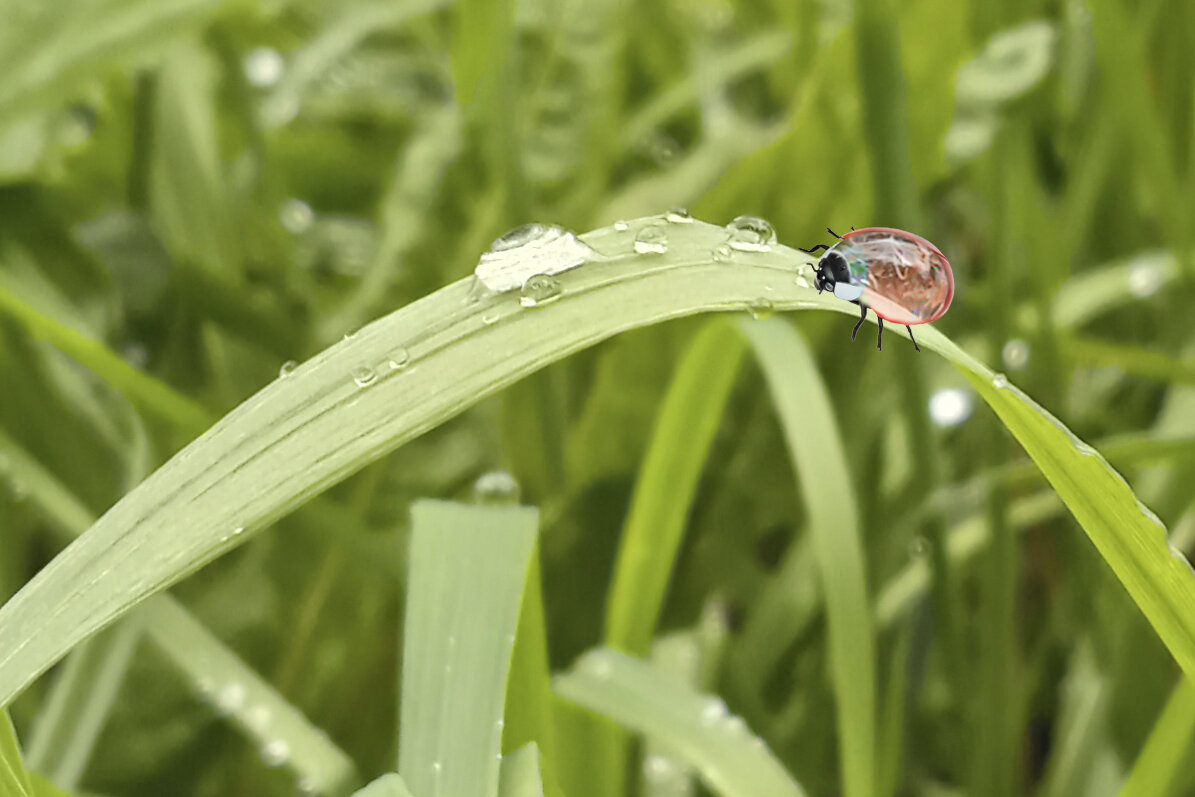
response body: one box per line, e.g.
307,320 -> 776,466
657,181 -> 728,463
398,501 -> 538,797
1,710 -> 35,797
499,744 -> 546,797
1118,677 -> 1195,797
737,317 -> 875,797
554,647 -> 807,797
353,773 -> 415,797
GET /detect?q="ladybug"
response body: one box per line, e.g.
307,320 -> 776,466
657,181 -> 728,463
801,227 -> 954,352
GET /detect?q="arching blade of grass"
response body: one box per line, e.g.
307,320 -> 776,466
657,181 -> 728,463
353,773 -> 415,797
737,317 -> 874,797
398,501 -> 538,797
1118,677 -> 1195,797
0,430 -> 358,794
499,744 -> 547,797
554,647 -> 808,797
1,710 -> 35,797
3,214 -> 1195,725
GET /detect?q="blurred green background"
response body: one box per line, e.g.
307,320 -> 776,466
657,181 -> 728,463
2,0 -> 1195,795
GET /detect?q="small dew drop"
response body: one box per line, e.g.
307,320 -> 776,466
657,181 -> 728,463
700,697 -> 729,725
472,470 -> 521,504
796,274 -> 811,289
246,705 -> 272,732
712,244 -> 734,263
490,223 -> 548,253
342,327 -> 359,341
749,299 -> 774,320
992,373 -> 1010,389
520,274 -> 563,307
351,366 -> 377,388
666,207 -> 693,223
908,536 -> 932,558
216,683 -> 246,716
643,755 -> 677,780
244,47 -> 285,88
481,311 -> 500,326
1001,339 -> 1030,371
928,387 -> 974,427
432,761 -> 443,774
279,360 -> 298,379
724,715 -> 747,735
613,220 -> 630,232
1128,260 -> 1162,298
633,225 -> 669,254
726,215 -> 777,252
649,134 -> 679,166
387,348 -> 411,370
261,740 -> 290,767
296,776 -> 316,795
278,198 -> 314,234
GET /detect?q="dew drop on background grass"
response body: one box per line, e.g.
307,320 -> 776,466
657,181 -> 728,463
472,470 -> 521,504
520,274 -> 563,307
614,220 -> 629,231
278,360 -> 297,379
749,299 -> 774,320
243,47 -> 285,88
633,224 -> 669,254
342,328 -> 358,341
246,705 -> 271,732
351,366 -> 377,388
643,755 -> 678,781
1002,339 -> 1030,370
712,244 -> 734,262
928,387 -> 974,427
1128,258 -> 1163,298
908,536 -> 932,558
261,740 -> 290,767
278,199 -> 314,234
726,215 -> 777,252
387,348 -> 410,370
216,682 -> 246,716
700,696 -> 729,725
666,207 -> 693,223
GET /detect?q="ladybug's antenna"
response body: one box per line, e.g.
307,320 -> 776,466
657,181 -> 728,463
827,227 -> 843,239
798,244 -> 829,254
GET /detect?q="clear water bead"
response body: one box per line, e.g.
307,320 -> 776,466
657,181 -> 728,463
490,223 -> 549,253
1001,339 -> 1030,370
261,740 -> 290,767
244,47 -> 285,88
387,348 -> 410,370
1128,259 -> 1163,298
614,220 -> 630,231
278,360 -> 297,379
666,207 -> 693,223
520,274 -> 563,307
726,215 -> 776,252
351,366 -> 377,387
634,225 -> 669,254
749,299 -> 774,320
701,697 -> 729,724
216,683 -> 246,716
472,471 -> 521,504
278,198 -> 314,234
712,244 -> 734,262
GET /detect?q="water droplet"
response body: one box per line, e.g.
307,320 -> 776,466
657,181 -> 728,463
387,348 -> 411,370
634,225 -> 669,254
343,328 -> 358,341
1001,339 -> 1030,370
481,311 -> 500,325
649,134 -> 679,166
490,223 -> 549,253
279,360 -> 298,379
246,705 -> 272,732
992,373 -> 1010,389
432,761 -> 443,774
749,299 -> 774,320
643,755 -> 678,780
261,740 -> 290,767
700,697 -> 729,725
351,366 -> 377,387
1128,260 -> 1162,298
472,471 -> 521,504
296,776 -> 317,795
613,220 -> 630,232
928,387 -> 973,427
666,207 -> 693,223
908,537 -> 932,558
712,244 -> 734,262
796,274 -> 811,289
278,199 -> 314,234
726,215 -> 776,252
520,274 -> 563,307
244,47 -> 285,88
195,676 -> 216,698
723,715 -> 747,734
216,683 -> 246,716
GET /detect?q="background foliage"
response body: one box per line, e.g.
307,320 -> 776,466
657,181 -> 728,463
1,0 -> 1194,795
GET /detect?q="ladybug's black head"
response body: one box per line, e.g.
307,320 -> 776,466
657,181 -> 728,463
814,251 -> 850,293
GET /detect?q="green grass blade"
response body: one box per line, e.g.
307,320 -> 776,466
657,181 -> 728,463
554,647 -> 807,797
737,317 -> 875,797
353,773 -> 415,797
1,709 -> 35,797
398,501 -> 539,797
24,620 -> 144,790
499,744 -> 547,797
1118,678 -> 1195,797
605,318 -> 746,655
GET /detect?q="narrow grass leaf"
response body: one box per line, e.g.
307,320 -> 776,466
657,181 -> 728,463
554,647 -> 807,797
399,501 -> 538,797
353,773 -> 415,797
1118,677 -> 1195,797
499,743 -> 546,797
737,317 -> 875,797
605,318 -> 745,655
1,710 -> 35,797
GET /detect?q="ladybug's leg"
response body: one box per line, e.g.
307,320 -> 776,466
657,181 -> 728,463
851,303 -> 867,341
876,317 -> 884,350
799,244 -> 829,254
905,325 -> 921,353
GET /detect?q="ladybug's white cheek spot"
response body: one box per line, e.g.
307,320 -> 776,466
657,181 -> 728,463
833,283 -> 863,302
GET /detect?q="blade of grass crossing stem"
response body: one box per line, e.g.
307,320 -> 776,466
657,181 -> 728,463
1,710 -> 35,797
24,619 -> 144,790
554,648 -> 807,797
1118,677 -> 1195,797
737,317 -> 876,797
399,501 -> 538,797
353,773 -> 416,797
0,429 -> 357,793
605,318 -> 745,655
499,743 -> 547,797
